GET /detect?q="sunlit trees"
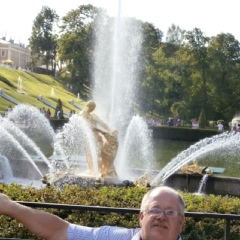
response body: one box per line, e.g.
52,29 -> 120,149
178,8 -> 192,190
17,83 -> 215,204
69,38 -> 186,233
29,4 -> 240,123
207,33 -> 240,119
58,4 -> 99,93
29,6 -> 59,75
139,22 -> 163,115
184,28 -> 211,119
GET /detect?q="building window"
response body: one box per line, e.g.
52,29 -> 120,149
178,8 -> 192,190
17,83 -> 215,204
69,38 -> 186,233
1,50 -> 5,57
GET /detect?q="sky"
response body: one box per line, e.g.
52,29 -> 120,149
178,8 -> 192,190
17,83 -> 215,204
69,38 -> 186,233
1,0 -> 239,45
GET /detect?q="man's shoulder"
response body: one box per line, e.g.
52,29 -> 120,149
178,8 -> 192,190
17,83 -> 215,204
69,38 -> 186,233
68,224 -> 140,240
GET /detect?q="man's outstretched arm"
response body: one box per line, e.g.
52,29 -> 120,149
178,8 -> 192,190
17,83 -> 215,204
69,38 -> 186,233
0,193 -> 69,240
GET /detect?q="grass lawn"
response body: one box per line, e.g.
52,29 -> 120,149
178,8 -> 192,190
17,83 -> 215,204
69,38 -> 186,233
0,66 -> 86,114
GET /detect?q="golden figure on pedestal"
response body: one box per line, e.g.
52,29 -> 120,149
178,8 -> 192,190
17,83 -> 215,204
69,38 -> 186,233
79,100 -> 118,177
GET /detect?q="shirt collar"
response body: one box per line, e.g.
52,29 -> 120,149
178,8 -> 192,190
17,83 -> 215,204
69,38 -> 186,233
131,231 -> 183,240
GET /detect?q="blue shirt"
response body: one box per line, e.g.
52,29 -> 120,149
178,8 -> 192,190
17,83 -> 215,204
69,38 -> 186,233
67,224 -> 183,240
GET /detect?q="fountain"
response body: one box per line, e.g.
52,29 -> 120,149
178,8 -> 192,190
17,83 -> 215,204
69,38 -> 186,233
0,1 -> 155,186
0,99 -> 153,188
148,131 -> 240,196
17,76 -> 25,94
2,1 -> 240,196
151,131 -> 240,186
197,174 -> 209,195
0,105 -> 55,185
51,88 -> 55,96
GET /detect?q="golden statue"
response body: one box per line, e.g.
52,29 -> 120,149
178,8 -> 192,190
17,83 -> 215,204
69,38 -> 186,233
180,160 -> 203,174
79,100 -> 118,177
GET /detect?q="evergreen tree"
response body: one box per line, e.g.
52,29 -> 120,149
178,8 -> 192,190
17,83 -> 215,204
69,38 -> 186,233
198,108 -> 207,128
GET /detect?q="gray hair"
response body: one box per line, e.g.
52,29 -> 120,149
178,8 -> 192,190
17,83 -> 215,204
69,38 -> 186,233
140,186 -> 185,215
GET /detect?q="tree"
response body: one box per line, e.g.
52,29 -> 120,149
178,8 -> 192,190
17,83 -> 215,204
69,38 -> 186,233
198,108 -> 207,128
207,33 -> 240,120
166,24 -> 186,45
184,28 -> 211,118
58,4 -> 99,91
139,22 -> 163,115
29,6 -> 59,75
170,101 -> 189,119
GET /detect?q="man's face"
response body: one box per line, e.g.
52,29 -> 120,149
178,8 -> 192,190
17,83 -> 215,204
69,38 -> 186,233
139,190 -> 185,240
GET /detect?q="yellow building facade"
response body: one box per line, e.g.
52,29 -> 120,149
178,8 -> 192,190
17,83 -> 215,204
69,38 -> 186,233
0,37 -> 31,69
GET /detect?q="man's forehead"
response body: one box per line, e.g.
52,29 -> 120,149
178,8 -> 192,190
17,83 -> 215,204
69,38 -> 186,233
148,189 -> 178,202
147,190 -> 179,207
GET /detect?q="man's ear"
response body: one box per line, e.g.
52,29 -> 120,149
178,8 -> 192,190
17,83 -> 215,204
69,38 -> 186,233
139,212 -> 144,227
179,216 -> 185,231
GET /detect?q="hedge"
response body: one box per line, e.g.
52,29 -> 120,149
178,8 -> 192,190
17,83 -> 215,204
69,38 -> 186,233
150,126 -> 221,141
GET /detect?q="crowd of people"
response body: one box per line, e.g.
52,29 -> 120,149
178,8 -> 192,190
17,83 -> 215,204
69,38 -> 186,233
2,103 -> 236,133
40,107 -> 51,118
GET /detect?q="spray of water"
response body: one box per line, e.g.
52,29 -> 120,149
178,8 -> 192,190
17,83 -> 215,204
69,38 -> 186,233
92,1 -> 143,129
0,156 -> 14,181
0,1 -> 155,186
0,126 -> 43,177
90,0 -> 154,179
197,174 -> 209,195
1,117 -> 51,168
116,115 -> 155,180
54,114 -> 99,175
151,131 -> 240,186
7,104 -> 55,145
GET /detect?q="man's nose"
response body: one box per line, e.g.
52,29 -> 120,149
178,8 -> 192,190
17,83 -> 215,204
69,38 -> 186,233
155,211 -> 167,219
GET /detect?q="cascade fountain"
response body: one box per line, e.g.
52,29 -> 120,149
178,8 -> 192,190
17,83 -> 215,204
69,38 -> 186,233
1,1 -> 240,195
0,2 -> 155,187
90,1 -> 155,179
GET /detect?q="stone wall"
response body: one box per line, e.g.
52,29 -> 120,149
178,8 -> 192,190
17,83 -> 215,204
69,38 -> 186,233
165,173 -> 240,197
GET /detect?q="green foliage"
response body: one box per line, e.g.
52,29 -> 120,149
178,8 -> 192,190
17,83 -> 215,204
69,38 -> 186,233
23,4 -> 240,122
29,6 -> 59,73
166,24 -> 185,44
1,184 -> 240,239
198,108 -> 207,128
58,4 -> 99,90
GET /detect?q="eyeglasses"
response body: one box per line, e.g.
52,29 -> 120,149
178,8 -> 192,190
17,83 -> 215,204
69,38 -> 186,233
145,208 -> 181,217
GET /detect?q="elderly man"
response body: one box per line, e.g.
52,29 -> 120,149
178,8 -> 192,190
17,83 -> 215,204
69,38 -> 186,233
0,186 -> 185,240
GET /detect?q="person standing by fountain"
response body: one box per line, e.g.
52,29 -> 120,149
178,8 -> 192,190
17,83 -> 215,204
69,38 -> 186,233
46,109 -> 51,118
55,99 -> 63,119
217,121 -> 224,131
79,100 -> 118,177
5,105 -> 12,116
0,186 -> 185,240
7,105 -> 12,112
